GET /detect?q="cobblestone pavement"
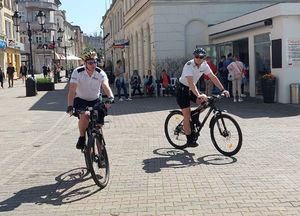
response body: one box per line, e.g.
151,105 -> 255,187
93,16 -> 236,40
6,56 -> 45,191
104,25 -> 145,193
0,79 -> 299,216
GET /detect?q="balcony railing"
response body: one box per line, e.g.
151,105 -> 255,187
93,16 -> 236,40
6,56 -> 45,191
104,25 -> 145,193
23,1 -> 58,11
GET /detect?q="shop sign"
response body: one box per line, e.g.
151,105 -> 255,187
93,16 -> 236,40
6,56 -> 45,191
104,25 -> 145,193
21,55 -> 28,61
112,39 -> 129,48
288,39 -> 300,66
15,42 -> 25,51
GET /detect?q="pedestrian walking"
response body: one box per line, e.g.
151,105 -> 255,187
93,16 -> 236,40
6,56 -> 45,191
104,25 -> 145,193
42,65 -> 48,78
20,63 -> 28,84
0,66 -> 5,88
227,56 -> 245,102
6,63 -> 15,88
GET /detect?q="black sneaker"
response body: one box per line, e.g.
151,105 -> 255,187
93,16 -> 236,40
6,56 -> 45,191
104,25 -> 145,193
186,134 -> 198,148
186,141 -> 198,148
76,136 -> 86,150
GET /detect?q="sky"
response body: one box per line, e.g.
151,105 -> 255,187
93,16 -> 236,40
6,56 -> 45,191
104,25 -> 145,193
59,0 -> 112,36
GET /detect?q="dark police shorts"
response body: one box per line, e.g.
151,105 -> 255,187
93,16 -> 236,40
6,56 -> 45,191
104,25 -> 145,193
74,97 -> 99,111
176,83 -> 197,109
73,97 -> 106,124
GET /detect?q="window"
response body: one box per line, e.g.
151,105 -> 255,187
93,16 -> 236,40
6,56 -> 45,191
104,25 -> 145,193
35,36 -> 42,44
5,20 -> 12,39
254,33 -> 271,95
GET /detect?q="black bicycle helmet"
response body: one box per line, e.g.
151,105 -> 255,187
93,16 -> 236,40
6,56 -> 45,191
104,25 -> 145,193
193,47 -> 206,57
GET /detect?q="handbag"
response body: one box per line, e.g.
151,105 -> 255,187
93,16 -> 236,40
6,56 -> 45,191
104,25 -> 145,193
228,73 -> 234,81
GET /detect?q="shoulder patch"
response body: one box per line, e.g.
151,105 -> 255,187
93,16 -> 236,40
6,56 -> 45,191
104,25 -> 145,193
95,67 -> 101,73
187,61 -> 191,65
77,66 -> 85,73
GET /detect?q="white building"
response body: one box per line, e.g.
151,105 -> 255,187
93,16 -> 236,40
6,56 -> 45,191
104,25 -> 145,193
102,0 -> 300,103
209,3 -> 300,103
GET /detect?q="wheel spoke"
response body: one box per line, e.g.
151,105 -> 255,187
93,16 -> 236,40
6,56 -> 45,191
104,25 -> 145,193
86,136 -> 109,188
211,114 -> 242,156
165,111 -> 187,149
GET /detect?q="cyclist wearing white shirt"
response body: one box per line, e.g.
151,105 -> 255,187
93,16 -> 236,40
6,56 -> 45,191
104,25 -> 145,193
67,49 -> 114,150
176,48 -> 229,147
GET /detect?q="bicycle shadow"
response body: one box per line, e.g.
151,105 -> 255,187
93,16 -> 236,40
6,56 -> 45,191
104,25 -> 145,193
142,148 -> 237,173
0,168 -> 101,212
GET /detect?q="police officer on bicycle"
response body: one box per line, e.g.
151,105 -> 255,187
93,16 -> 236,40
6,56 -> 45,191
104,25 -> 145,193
67,49 -> 114,150
176,48 -> 229,147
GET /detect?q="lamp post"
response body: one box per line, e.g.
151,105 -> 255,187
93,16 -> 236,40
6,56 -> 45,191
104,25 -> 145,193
52,27 -> 64,83
56,27 -> 73,78
13,11 -> 34,78
63,37 -> 74,78
13,10 -> 46,78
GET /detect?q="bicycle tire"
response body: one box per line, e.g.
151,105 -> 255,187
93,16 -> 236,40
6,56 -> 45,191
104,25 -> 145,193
164,110 -> 188,149
84,150 -> 90,173
86,134 -> 110,188
210,113 -> 242,156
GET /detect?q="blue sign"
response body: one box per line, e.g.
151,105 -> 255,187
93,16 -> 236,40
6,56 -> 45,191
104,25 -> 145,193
0,40 -> 6,49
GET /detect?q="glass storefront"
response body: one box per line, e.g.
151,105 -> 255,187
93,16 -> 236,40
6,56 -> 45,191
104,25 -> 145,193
254,33 -> 271,95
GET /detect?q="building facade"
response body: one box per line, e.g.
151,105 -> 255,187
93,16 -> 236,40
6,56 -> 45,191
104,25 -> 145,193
102,0 -> 300,103
1,0 -> 22,78
209,3 -> 300,103
17,0 -> 83,75
18,0 -> 61,74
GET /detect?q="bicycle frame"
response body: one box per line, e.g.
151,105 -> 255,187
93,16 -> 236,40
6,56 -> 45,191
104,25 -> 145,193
85,108 -> 105,150
187,95 -> 227,135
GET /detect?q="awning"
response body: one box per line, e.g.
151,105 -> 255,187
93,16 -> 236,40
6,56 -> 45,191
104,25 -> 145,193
66,55 -> 81,60
55,52 -> 65,60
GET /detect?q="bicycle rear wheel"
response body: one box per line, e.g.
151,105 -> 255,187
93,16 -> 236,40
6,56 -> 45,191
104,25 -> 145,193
164,110 -> 188,149
86,134 -> 110,188
210,113 -> 242,156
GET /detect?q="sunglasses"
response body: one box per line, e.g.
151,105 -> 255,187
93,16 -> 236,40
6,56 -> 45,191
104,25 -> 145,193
194,55 -> 205,59
86,60 -> 97,65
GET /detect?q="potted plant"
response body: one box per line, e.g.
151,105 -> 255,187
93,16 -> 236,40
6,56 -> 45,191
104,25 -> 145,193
36,77 -> 55,91
261,72 -> 276,103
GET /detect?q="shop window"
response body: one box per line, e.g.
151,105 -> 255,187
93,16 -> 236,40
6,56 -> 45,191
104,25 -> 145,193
272,39 -> 282,68
254,33 -> 271,95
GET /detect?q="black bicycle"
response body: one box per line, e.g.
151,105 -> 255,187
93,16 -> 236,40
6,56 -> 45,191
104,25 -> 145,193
164,94 -> 242,156
73,101 -> 110,188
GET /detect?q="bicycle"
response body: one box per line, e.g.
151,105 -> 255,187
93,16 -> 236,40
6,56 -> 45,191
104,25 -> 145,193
73,101 -> 111,188
164,94 -> 242,156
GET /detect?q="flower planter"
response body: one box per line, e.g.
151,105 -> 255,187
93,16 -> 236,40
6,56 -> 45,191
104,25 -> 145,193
262,79 -> 275,103
36,82 -> 55,91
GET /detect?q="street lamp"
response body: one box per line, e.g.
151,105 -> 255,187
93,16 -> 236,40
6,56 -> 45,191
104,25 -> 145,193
12,11 -> 35,78
36,10 -> 46,30
63,37 -> 74,78
56,27 -> 73,78
13,10 -> 47,78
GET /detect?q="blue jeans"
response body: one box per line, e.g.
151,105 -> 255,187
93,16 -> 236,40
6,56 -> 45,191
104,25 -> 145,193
116,79 -> 128,99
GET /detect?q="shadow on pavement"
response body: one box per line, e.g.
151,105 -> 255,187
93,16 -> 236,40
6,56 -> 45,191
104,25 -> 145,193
27,83 -> 300,118
29,87 -> 68,112
111,96 -> 300,118
0,168 -> 101,212
220,97 -> 300,119
142,148 -> 237,173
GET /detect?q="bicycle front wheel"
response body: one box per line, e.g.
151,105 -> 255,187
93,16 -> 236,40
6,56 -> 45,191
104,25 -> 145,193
86,134 -> 110,188
164,110 -> 188,149
210,113 -> 242,156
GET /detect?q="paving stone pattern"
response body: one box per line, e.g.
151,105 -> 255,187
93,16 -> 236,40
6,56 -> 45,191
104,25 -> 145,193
0,79 -> 299,216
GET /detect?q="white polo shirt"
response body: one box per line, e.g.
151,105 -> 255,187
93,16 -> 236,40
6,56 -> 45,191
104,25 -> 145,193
179,59 -> 212,87
70,66 -> 108,101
